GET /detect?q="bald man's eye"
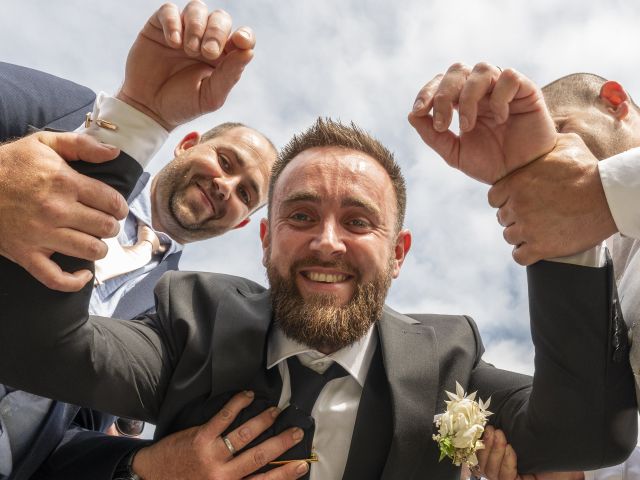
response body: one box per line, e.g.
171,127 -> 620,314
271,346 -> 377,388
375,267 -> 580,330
238,186 -> 251,205
219,154 -> 231,172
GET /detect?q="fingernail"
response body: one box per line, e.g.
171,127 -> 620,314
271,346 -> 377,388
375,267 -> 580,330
292,428 -> 304,442
170,31 -> 181,44
243,390 -> 254,398
459,115 -> 469,131
203,39 -> 220,57
270,407 -> 280,418
296,461 -> 309,475
99,142 -> 118,150
412,99 -> 424,112
237,29 -> 251,40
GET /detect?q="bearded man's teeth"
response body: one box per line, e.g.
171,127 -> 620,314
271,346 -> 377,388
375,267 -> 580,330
307,272 -> 347,283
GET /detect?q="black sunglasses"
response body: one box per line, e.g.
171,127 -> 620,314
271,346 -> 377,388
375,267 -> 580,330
114,417 -> 145,437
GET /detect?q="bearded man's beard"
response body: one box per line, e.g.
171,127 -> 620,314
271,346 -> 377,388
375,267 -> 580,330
266,256 -> 393,352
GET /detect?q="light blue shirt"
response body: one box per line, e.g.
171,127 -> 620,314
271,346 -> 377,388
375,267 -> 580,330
89,175 -> 183,318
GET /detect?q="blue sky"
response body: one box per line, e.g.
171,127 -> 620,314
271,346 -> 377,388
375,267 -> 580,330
4,0 -> 640,374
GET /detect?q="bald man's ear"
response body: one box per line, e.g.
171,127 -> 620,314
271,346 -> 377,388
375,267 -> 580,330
174,131 -> 201,156
233,218 -> 251,230
599,81 -> 630,120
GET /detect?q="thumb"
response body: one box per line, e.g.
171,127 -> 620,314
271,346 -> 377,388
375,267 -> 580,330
37,131 -> 120,164
202,48 -> 254,111
407,111 -> 460,169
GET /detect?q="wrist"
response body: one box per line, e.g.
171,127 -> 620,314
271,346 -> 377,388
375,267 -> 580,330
587,162 -> 617,240
113,447 -> 145,480
130,445 -> 150,479
115,90 -> 173,132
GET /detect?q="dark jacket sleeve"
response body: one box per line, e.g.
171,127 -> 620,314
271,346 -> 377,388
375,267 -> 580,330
0,61 -> 96,140
31,426 -> 152,480
469,259 -> 637,472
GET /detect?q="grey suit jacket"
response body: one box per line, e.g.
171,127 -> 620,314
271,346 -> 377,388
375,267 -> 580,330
0,257 -> 636,478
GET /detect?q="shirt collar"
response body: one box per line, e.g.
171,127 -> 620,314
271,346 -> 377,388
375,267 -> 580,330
128,174 -> 184,256
267,323 -> 378,387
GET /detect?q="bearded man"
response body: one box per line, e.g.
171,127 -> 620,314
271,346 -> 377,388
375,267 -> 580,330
0,107 -> 635,479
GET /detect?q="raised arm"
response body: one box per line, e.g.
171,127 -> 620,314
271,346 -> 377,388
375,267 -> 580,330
0,1 -> 259,410
469,259 -> 636,473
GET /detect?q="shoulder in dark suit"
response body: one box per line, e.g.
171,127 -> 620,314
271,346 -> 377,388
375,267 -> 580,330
0,62 -> 145,480
0,62 -> 95,138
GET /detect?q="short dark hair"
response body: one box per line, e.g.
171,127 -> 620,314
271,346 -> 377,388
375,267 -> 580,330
200,122 -> 277,153
268,117 -> 406,232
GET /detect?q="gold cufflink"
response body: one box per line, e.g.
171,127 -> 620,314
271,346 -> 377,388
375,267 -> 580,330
85,112 -> 118,131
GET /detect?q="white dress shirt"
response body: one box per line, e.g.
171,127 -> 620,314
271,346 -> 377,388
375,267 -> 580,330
599,147 -> 640,239
267,325 -> 378,480
76,92 -> 168,170
73,93 -> 180,318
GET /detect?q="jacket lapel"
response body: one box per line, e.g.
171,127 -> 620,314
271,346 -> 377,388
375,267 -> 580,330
378,306 -> 440,479
209,286 -> 275,396
112,251 -> 182,320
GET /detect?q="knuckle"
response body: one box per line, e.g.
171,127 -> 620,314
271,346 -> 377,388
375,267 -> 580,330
218,407 -> 233,421
43,273 -> 62,291
113,193 -> 128,218
500,67 -> 519,80
50,169 -> 74,190
186,19 -> 206,32
40,199 -> 64,222
447,61 -> 468,73
252,447 -> 267,467
105,217 -> 120,237
237,425 -> 252,443
87,239 -> 107,260
432,92 -> 449,106
472,61 -> 492,73
191,429 -> 210,452
279,433 -> 292,451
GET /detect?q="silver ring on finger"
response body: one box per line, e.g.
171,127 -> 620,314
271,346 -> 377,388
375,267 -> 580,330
222,435 -> 237,456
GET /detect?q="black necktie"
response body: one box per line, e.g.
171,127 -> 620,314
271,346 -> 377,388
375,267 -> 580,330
287,355 -> 348,415
271,356 -> 348,479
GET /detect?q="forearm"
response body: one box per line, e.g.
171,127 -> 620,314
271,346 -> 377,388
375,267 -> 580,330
490,260 -> 636,472
0,254 -> 166,420
33,425 -> 151,480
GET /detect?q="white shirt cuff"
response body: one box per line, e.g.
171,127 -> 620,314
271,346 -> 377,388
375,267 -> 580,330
75,92 -> 168,168
599,147 -> 640,239
547,243 -> 607,268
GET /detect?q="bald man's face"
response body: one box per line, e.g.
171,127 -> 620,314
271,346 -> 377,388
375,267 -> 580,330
151,127 -> 276,243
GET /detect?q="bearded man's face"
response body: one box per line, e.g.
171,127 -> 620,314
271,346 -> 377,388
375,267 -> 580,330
259,146 -> 411,352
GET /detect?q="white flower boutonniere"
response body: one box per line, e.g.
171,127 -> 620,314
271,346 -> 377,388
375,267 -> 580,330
432,381 -> 492,467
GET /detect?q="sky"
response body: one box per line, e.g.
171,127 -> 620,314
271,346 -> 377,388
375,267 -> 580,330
3,0 -> 640,375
